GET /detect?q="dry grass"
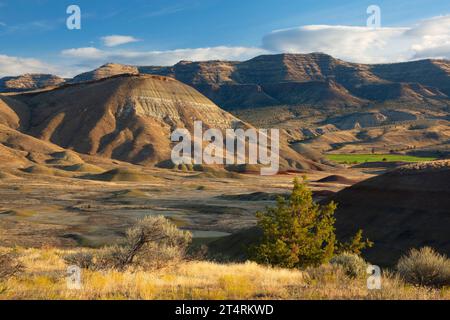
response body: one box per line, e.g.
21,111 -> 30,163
0,247 -> 448,300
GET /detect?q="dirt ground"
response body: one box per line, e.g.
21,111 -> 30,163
0,166 -> 373,249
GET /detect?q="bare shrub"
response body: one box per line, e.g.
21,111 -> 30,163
330,252 -> 367,278
96,216 -> 192,271
63,250 -> 95,269
0,251 -> 24,281
188,244 -> 209,261
397,247 -> 450,288
304,263 -> 346,286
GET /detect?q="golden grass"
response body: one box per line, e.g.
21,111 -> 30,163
0,247 -> 448,300
0,209 -> 37,218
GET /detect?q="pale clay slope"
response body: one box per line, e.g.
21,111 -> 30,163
1,74 -> 323,170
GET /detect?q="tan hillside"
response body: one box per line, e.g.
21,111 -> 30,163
297,120 -> 450,155
6,74 -> 321,170
260,79 -> 366,108
0,124 -> 103,176
22,74 -> 231,166
70,63 -> 139,83
0,124 -> 65,168
5,54 -> 449,109
0,96 -> 30,130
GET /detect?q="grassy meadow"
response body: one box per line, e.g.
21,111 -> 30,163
325,154 -> 437,164
1,247 -> 448,300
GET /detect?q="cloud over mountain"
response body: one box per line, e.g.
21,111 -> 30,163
61,46 -> 268,70
0,54 -> 55,77
262,15 -> 450,63
101,35 -> 140,47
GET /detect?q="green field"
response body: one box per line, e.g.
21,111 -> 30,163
325,154 -> 437,164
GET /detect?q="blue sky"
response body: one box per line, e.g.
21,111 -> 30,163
0,0 -> 449,77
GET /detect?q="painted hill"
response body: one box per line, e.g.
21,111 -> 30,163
2,74 -> 322,170
330,160 -> 450,266
16,74 -> 235,166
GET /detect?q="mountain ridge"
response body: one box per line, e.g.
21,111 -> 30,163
2,53 -> 449,112
139,53 -> 450,109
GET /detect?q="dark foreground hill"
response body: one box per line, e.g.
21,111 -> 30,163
331,161 -> 450,266
208,161 -> 450,266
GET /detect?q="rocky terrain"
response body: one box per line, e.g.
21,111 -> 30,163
139,53 -> 450,110
295,119 -> 450,156
69,63 -> 139,83
0,74 -> 65,92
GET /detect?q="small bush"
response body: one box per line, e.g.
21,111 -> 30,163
330,252 -> 367,278
397,247 -> 450,288
304,263 -> 345,286
93,216 -> 192,271
63,250 -> 95,270
0,251 -> 24,281
63,217 -> 192,271
93,245 -> 130,270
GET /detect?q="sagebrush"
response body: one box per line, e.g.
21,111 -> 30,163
397,247 -> 450,288
64,216 -> 192,271
0,251 -> 24,281
330,252 -> 367,278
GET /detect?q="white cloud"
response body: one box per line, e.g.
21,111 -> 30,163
101,35 -> 140,47
143,4 -> 187,18
61,47 -> 106,59
262,15 -> 450,63
0,54 -> 56,77
60,46 -> 268,72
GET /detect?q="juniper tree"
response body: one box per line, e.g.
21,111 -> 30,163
250,177 -> 371,268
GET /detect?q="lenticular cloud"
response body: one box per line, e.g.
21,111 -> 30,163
262,15 -> 450,63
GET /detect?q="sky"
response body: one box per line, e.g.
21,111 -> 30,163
0,0 -> 449,77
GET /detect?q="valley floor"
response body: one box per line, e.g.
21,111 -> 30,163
0,167 -> 371,248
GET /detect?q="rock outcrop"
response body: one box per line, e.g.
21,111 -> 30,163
0,74 -> 65,92
70,63 -> 139,83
